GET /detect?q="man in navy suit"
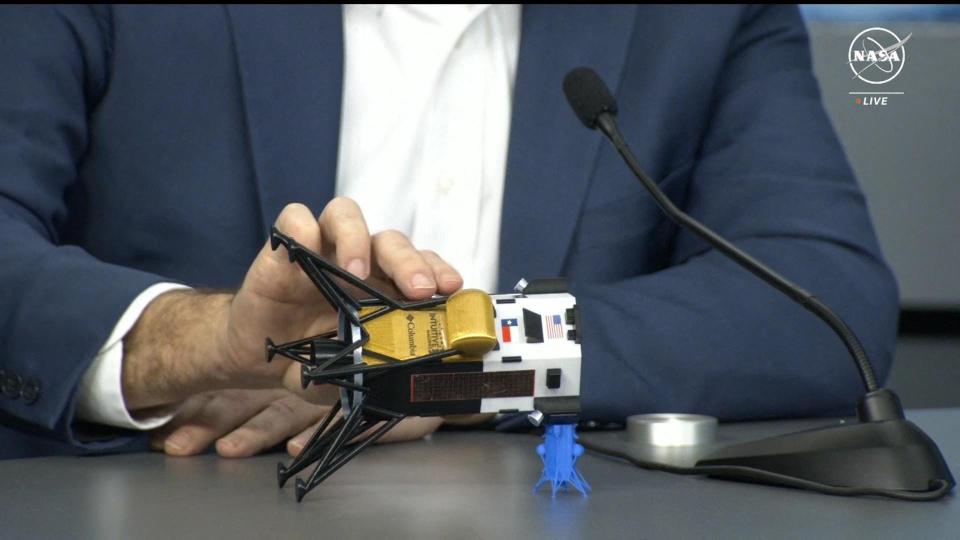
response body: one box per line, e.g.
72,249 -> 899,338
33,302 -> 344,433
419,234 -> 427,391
0,5 -> 898,459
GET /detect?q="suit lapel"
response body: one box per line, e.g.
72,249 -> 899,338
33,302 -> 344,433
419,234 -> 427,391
226,5 -> 344,235
498,5 -> 637,291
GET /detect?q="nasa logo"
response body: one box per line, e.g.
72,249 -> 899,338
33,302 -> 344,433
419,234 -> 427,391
848,27 -> 911,85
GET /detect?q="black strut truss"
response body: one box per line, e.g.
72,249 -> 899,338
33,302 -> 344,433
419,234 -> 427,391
276,397 -> 405,501
266,227 -> 459,501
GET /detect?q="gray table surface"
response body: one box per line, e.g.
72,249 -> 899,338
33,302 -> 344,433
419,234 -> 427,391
1,409 -> 956,540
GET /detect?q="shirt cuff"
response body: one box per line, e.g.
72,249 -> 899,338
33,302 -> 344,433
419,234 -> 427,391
75,282 -> 192,430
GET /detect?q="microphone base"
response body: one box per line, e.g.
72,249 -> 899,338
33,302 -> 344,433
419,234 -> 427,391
696,414 -> 955,494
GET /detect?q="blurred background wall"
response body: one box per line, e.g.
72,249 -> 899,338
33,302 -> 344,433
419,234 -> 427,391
801,5 -> 960,407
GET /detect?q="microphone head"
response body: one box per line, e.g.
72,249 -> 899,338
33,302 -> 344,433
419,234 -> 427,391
563,67 -> 618,129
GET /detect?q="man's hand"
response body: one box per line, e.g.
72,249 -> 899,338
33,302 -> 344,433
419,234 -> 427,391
151,389 -> 445,457
150,389 -> 327,457
122,197 -> 463,414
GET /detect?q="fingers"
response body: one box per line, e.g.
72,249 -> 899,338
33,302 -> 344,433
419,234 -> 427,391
148,393 -> 213,452
377,416 -> 445,443
287,418 -> 327,456
286,415 -> 445,457
151,389 -> 286,456
318,197 -> 371,279
216,395 -> 330,458
371,230 -> 439,299
257,200 -> 462,301
419,249 -> 463,295
155,389 -> 442,459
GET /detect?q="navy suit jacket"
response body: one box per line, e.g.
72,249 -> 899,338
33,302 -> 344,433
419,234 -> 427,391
0,5 -> 898,458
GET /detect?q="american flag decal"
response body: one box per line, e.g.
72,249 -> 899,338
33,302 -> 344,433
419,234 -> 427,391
545,314 -> 563,339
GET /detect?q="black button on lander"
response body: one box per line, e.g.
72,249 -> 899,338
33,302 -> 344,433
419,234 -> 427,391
546,368 -> 562,389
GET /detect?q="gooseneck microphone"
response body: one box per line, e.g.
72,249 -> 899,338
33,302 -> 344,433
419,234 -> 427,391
563,67 -> 881,397
565,67 -> 954,500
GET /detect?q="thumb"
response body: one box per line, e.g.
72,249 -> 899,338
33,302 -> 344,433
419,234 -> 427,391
245,203 -> 323,304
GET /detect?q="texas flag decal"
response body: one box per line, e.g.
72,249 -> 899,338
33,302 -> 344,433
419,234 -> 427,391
501,318 -> 518,343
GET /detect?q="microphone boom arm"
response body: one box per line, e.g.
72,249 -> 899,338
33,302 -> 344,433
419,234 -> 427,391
596,113 -> 879,395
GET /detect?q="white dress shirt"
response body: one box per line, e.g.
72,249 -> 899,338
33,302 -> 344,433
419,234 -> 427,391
75,4 -> 522,429
76,283 -> 189,428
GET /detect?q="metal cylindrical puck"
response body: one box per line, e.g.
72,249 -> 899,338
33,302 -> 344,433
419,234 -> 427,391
627,413 -> 718,447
